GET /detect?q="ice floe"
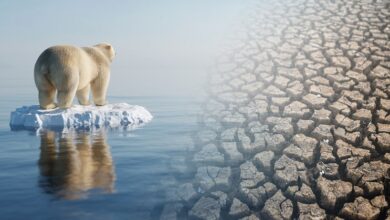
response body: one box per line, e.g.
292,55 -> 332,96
10,103 -> 152,130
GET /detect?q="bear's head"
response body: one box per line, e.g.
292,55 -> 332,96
94,43 -> 115,62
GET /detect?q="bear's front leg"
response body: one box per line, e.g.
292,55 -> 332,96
76,85 -> 91,105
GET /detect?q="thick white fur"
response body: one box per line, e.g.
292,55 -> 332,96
34,43 -> 115,109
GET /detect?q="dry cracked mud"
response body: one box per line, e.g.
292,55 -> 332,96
158,0 -> 390,219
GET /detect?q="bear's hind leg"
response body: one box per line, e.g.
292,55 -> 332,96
35,71 -> 56,109
76,85 -> 90,105
91,79 -> 108,106
39,89 -> 56,109
57,87 -> 77,109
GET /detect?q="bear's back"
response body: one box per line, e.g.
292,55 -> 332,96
35,45 -> 84,70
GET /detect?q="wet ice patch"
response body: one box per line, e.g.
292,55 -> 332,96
9,103 -> 153,130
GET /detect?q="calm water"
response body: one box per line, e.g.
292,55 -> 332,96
0,93 -> 200,220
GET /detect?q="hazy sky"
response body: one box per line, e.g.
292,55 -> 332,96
0,0 -> 251,97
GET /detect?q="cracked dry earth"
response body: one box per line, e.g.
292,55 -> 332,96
159,0 -> 390,219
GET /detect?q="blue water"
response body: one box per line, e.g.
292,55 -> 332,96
0,93 -> 199,220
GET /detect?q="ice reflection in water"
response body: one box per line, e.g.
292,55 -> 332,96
38,130 -> 115,200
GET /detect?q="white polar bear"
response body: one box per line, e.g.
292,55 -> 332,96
34,43 -> 115,109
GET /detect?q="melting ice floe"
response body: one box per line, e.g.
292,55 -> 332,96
9,103 -> 153,130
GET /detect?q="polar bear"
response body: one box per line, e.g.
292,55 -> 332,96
34,43 -> 115,109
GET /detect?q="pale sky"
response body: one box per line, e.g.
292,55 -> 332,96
0,0 -> 252,97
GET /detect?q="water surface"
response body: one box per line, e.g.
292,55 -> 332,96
0,93 -> 199,220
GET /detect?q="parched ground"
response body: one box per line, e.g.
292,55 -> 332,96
159,0 -> 390,219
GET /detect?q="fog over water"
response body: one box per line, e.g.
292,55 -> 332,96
0,0 -> 252,97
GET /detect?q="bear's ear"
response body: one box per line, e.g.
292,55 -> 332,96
105,45 -> 112,50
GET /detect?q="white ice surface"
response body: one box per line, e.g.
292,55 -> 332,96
10,103 -> 153,130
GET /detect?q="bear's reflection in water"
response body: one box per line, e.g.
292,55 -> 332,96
38,130 -> 115,200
